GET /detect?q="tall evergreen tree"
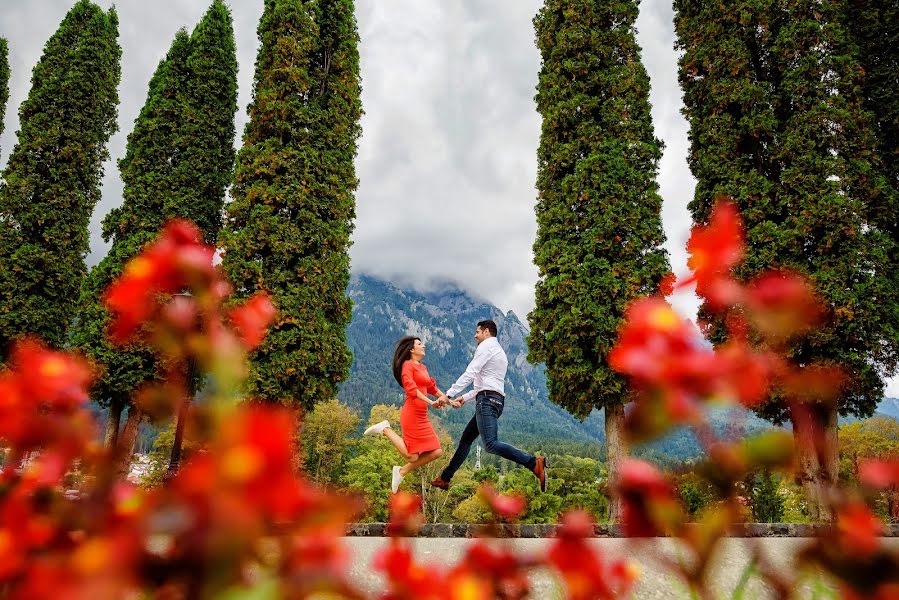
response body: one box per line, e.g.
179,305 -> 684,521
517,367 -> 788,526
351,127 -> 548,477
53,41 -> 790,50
70,2 -> 237,458
528,0 -> 669,521
220,0 -> 361,410
674,0 -> 898,520
0,38 -> 9,144
0,1 -> 120,354
846,0 -> 899,342
847,1 -> 899,197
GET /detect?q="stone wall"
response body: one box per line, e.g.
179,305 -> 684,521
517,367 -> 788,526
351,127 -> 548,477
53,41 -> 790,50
345,523 -> 899,537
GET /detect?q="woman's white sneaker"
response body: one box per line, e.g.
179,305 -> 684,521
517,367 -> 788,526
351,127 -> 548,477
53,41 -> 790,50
391,466 -> 405,493
364,420 -> 390,436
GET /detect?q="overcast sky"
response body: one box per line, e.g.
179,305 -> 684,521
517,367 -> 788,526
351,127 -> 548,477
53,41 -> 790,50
1,0 -> 896,396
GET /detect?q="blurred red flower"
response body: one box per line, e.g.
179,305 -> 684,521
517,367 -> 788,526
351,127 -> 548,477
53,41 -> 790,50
745,271 -> 823,341
615,459 -> 682,538
374,539 -> 447,600
104,220 -> 214,343
548,510 -> 637,600
837,502 -> 883,557
860,459 -> 899,489
387,492 -> 424,537
479,485 -> 526,521
684,200 -> 744,308
228,293 -> 277,350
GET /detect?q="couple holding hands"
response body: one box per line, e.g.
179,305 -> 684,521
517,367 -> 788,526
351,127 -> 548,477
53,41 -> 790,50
364,319 -> 548,494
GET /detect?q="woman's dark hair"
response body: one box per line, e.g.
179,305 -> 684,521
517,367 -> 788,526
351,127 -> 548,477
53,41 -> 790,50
392,336 -> 420,385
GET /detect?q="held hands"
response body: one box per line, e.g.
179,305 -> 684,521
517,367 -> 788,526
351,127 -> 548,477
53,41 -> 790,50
432,394 -> 462,409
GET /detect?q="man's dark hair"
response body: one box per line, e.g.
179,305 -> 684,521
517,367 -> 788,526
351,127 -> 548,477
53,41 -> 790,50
477,319 -> 497,337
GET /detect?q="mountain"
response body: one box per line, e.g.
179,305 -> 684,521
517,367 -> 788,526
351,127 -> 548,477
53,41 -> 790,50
337,274 -> 899,463
876,398 -> 899,420
339,274 -> 602,451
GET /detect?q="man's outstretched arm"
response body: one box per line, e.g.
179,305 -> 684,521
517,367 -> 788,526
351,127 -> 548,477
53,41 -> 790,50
445,343 -> 491,399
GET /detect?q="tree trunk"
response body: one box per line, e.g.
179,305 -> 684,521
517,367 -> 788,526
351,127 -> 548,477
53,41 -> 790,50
114,406 -> 144,479
605,403 -> 627,523
164,394 -> 190,483
888,489 -> 899,522
165,360 -> 195,482
103,397 -> 123,448
793,402 -> 838,523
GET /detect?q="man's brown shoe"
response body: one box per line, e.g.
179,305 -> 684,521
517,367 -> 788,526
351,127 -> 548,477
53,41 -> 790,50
430,477 -> 450,490
533,456 -> 548,492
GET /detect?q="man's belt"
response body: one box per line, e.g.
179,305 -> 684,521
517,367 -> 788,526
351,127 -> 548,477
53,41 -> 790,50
476,390 -> 505,400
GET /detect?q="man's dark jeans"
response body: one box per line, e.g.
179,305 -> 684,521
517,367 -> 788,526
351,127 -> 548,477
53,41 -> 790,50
440,391 -> 536,482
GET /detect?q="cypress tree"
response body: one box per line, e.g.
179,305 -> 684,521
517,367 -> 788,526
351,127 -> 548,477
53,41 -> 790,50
220,0 -> 361,410
0,1 -> 120,354
0,38 -> 9,143
847,0 -> 899,197
71,2 -> 238,455
846,0 -> 899,343
528,0 -> 670,521
674,0 -> 898,520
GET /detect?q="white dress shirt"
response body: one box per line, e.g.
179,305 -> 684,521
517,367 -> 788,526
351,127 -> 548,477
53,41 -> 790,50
446,336 -> 508,404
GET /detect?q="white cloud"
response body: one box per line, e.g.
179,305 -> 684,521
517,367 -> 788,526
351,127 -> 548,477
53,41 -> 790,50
1,0 -> 895,395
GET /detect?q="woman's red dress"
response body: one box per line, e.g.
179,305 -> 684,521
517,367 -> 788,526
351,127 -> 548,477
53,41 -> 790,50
399,360 -> 441,454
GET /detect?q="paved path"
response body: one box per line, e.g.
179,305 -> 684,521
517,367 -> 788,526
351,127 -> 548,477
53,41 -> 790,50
344,537 -> 899,598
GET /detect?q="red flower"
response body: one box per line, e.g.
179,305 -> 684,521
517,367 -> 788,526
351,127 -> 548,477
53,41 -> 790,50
479,485 -> 526,521
610,298 -> 719,432
6,339 -> 92,409
373,538 -> 447,599
658,272 -> 677,296
837,502 -> 883,557
104,220 -> 214,344
228,293 -> 277,350
716,340 -> 773,408
860,459 -> 899,490
609,299 -> 707,386
615,459 -> 682,537
779,363 -> 846,404
548,511 -> 637,600
455,539 -> 533,600
0,340 -> 95,468
745,271 -> 823,341
684,199 -> 744,308
555,509 -> 595,539
286,532 -> 352,584
171,406 -> 356,528
387,492 -> 424,537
